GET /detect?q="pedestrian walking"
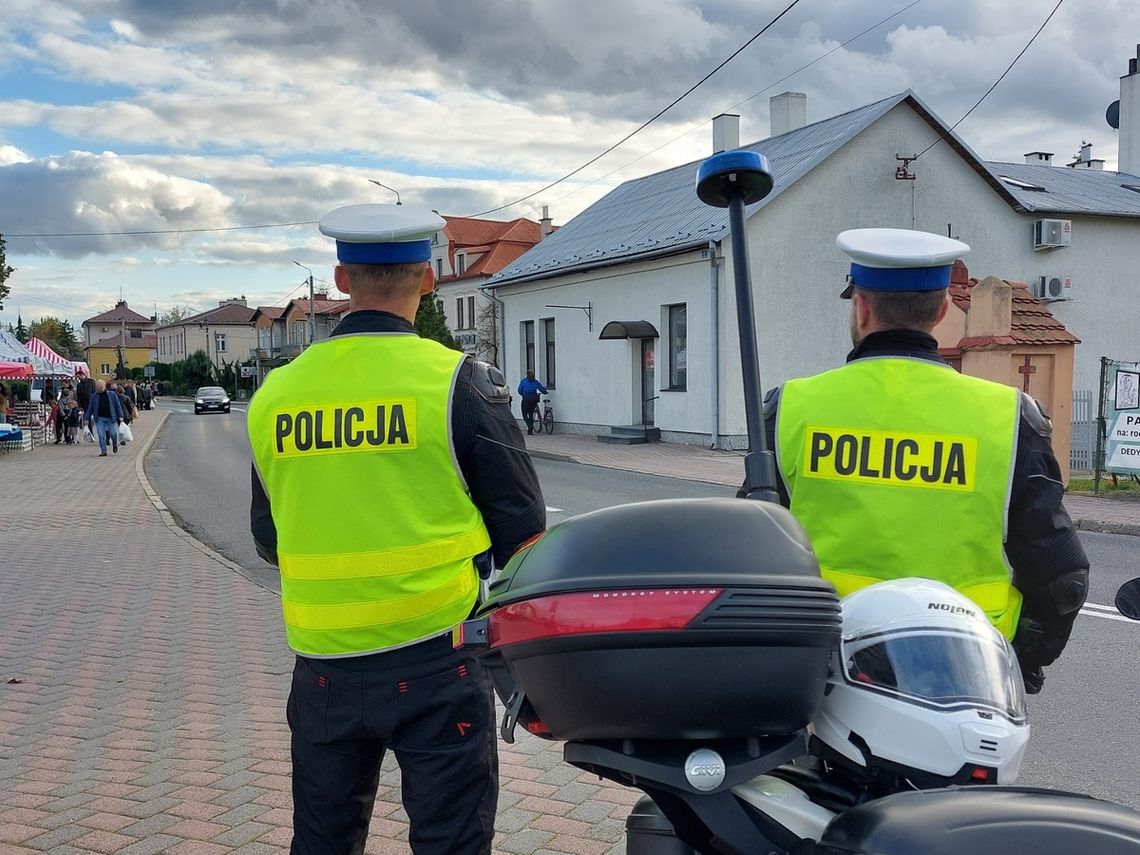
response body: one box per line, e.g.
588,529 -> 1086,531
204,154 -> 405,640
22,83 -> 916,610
517,369 -> 547,435
84,379 -> 124,456
247,203 -> 546,855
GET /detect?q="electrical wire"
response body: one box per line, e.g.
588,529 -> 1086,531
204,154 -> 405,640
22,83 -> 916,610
2,220 -> 317,239
916,0 -> 1065,158
465,0 -> 805,218
537,0 -> 926,215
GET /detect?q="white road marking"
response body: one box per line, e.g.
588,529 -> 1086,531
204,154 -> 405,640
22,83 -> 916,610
546,506 -> 564,513
1082,602 -> 1119,613
1080,602 -> 1136,624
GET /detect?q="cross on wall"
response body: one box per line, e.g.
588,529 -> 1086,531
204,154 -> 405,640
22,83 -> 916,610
1018,355 -> 1037,393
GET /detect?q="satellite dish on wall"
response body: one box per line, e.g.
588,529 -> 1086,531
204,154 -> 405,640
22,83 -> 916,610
1107,100 -> 1121,130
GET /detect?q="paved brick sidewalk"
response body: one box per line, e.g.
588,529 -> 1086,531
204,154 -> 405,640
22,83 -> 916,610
0,417 -> 633,855
526,432 -> 1140,535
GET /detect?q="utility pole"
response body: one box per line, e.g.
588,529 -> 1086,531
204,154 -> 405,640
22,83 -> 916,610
293,262 -> 316,346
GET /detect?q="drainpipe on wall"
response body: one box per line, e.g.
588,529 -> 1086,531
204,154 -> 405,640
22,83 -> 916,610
708,240 -> 720,449
486,287 -> 507,373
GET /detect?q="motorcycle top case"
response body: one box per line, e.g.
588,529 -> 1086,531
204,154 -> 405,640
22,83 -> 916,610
473,498 -> 841,741
818,787 -> 1140,854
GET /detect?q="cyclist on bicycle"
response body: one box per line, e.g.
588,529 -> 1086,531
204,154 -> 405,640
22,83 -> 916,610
517,370 -> 548,436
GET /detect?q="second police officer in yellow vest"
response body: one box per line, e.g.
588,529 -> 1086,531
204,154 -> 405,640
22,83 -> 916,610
753,228 -> 1089,694
248,204 -> 546,855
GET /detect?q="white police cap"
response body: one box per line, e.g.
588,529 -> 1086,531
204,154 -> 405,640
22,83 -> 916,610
837,228 -> 969,299
318,204 -> 445,265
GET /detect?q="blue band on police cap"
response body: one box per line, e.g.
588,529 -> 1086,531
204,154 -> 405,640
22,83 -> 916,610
849,262 -> 951,292
336,239 -> 432,264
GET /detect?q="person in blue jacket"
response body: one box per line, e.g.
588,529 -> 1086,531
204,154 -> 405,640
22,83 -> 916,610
84,379 -> 124,456
517,370 -> 547,435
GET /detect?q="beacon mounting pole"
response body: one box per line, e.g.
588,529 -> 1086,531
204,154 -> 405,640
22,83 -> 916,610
696,150 -> 779,503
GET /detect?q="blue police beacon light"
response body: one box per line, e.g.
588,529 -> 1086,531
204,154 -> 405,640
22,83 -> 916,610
696,149 -> 778,502
695,150 -> 773,208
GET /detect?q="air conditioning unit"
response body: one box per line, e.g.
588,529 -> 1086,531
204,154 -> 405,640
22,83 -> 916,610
1036,274 -> 1073,300
1033,218 -> 1072,250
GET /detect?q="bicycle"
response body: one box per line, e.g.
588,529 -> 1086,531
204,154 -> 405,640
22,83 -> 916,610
538,396 -> 554,434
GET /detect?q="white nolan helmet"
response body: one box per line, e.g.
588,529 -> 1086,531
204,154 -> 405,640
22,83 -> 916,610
811,579 -> 1029,788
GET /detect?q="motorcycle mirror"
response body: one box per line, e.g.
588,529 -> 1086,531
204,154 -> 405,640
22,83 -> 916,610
1114,578 -> 1140,620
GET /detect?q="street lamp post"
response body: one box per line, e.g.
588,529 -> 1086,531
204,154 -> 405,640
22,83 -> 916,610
293,261 -> 316,346
368,179 -> 402,205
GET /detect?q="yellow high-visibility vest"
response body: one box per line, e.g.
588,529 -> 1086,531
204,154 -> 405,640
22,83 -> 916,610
248,332 -> 490,657
777,357 -> 1022,638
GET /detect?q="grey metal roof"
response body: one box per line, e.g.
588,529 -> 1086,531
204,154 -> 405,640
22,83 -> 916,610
489,92 -> 912,286
489,89 -> 1140,288
984,161 -> 1140,218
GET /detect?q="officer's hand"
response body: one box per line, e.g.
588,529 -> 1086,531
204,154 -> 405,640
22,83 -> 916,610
1022,664 -> 1045,695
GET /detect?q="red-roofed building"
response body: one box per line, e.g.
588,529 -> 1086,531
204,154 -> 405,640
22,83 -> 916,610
431,209 -> 555,362
936,261 -> 1080,479
243,295 -> 350,382
82,300 -> 156,348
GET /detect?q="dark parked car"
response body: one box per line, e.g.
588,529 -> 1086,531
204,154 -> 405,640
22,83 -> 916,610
194,386 -> 230,415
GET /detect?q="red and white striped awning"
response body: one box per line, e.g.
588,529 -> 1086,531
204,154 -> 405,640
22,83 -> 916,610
25,337 -> 72,365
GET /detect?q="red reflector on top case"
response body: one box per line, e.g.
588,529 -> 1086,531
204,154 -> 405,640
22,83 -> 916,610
487,589 -> 722,647
970,768 -> 990,782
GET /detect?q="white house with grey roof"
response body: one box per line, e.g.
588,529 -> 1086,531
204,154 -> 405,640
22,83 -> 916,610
487,51 -> 1140,450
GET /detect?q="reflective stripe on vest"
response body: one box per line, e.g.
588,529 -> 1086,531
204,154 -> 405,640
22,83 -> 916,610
777,357 -> 1022,639
247,332 -> 491,657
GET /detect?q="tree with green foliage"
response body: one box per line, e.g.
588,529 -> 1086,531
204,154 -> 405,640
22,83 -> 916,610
0,235 -> 14,311
14,313 -> 28,343
158,305 -> 196,327
414,291 -> 460,350
176,350 -> 214,394
29,316 -> 82,358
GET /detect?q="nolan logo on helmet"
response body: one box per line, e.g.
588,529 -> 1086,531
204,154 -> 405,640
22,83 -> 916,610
928,601 -> 977,617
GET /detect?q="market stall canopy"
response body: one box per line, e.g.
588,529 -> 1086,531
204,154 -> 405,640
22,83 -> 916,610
26,337 -> 76,377
0,360 -> 34,380
0,330 -> 73,378
598,321 -> 659,340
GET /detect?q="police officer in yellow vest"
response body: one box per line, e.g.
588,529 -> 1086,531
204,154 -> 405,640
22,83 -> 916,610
753,228 -> 1088,694
248,204 -> 546,854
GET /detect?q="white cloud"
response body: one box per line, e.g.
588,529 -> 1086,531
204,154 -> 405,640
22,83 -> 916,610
3,0 -> 1140,330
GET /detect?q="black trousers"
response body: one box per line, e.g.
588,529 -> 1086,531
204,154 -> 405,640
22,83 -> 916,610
288,636 -> 498,855
520,399 -> 538,433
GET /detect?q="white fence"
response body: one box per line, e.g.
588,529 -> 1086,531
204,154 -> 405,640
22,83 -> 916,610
1070,389 -> 1096,474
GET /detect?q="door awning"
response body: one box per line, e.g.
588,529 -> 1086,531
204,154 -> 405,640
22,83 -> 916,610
599,321 -> 659,340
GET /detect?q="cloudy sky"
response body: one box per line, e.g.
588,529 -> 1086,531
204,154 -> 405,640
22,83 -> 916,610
1,0 -> 1137,333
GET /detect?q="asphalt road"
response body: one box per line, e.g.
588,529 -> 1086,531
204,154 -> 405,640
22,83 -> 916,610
145,398 -> 1140,810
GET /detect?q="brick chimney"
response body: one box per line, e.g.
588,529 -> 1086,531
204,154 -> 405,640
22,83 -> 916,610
1120,45 -> 1140,175
1023,151 -> 1054,166
770,92 -> 807,136
712,113 -> 740,153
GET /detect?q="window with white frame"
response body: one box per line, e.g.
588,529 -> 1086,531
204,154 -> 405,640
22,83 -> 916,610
522,321 -> 535,373
466,295 -> 476,329
215,333 -> 227,353
436,258 -> 443,280
667,303 -> 687,390
456,298 -> 465,331
456,253 -> 466,276
542,318 -> 556,389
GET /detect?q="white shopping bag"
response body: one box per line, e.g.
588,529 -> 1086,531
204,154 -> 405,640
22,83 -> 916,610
118,422 -> 133,444
82,425 -> 94,443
